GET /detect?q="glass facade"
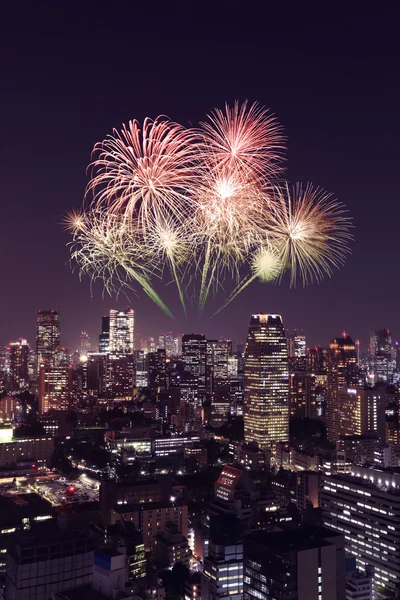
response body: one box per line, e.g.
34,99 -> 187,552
244,314 -> 289,449
109,308 -> 134,354
36,310 -> 60,370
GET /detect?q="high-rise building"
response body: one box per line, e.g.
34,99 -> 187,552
182,334 -> 207,398
288,330 -> 307,369
335,386 -> 386,441
38,364 -> 72,414
106,353 -> 134,398
79,330 -> 91,356
148,349 -> 167,391
133,350 -> 148,388
244,527 -> 346,600
8,339 -> 29,391
202,515 -> 243,600
289,371 -> 316,418
109,308 -> 134,354
370,328 -> 394,384
321,465 -> 400,598
5,520 -> 99,600
83,353 -> 106,396
180,373 -> 202,432
99,315 -> 110,353
207,339 -> 231,394
158,333 -> 179,357
326,334 -> 358,443
36,310 -> 60,370
244,314 -> 289,449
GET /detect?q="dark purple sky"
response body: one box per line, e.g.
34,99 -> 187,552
1,3 -> 399,351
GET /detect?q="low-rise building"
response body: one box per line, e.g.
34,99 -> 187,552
154,521 -> 191,569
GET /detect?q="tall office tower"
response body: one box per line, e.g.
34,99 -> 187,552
148,348 -> 167,391
355,339 -> 361,364
182,334 -> 207,398
109,308 -> 134,353
326,334 -> 358,443
79,330 -> 91,356
370,328 -> 394,383
0,347 -> 8,373
227,355 -> 238,379
8,339 -> 29,391
210,385 -> 231,427
106,354 -> 134,398
158,333 -> 179,357
202,515 -> 243,600
288,330 -> 307,369
244,527 -> 346,600
83,353 -> 106,396
307,346 -> 328,375
244,314 -> 289,449
207,339 -> 231,394
321,465 -> 400,598
98,315 -> 110,353
336,386 -> 386,440
58,347 -> 72,366
180,373 -> 202,432
289,371 -> 316,419
36,310 -> 60,370
133,350 -> 148,388
38,364 -> 73,414
5,520 -> 99,600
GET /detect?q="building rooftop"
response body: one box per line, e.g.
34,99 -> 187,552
0,493 -> 53,523
53,585 -> 133,600
246,526 -> 343,554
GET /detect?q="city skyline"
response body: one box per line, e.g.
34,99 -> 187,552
2,306 -> 400,356
1,5 -> 400,350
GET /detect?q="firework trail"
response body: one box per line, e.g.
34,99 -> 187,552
195,101 -> 285,311
146,216 -> 192,315
212,247 -> 284,316
66,210 -> 175,319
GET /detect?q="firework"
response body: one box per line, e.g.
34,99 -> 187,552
67,210 -> 175,319
86,116 -> 198,229
200,100 -> 285,183
194,170 -> 266,311
213,247 -> 284,316
146,216 -> 194,315
67,101 -> 353,318
266,183 -> 352,286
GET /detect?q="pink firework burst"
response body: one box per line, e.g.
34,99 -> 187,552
86,116 -> 198,229
200,100 -> 285,184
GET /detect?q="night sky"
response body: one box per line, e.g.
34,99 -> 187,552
2,3 -> 399,351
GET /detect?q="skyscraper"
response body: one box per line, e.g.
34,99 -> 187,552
38,364 -> 72,414
109,308 -> 134,354
207,339 -> 231,394
326,334 -> 358,442
133,350 -> 148,389
321,465 -> 400,598
370,328 -> 394,383
244,527 -> 345,600
8,339 -> 29,391
98,315 -> 110,353
158,333 -> 179,357
182,334 -> 207,398
79,331 -> 90,356
244,314 -> 289,449
36,310 -> 60,370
